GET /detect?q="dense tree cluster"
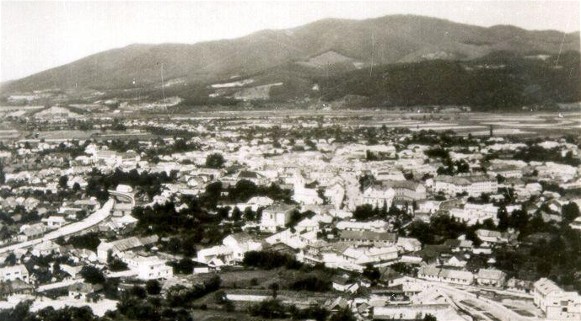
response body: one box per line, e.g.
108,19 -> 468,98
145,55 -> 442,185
248,299 -> 329,321
513,145 -> 581,166
242,250 -> 302,270
86,168 -> 176,202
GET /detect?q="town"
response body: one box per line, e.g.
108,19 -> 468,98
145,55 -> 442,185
0,107 -> 579,321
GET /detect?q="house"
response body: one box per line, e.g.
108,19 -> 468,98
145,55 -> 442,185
222,233 -> 263,263
336,220 -> 390,233
380,180 -> 426,201
68,282 -> 103,300
476,268 -> 506,288
476,229 -> 518,247
361,184 -> 394,208
18,223 -> 47,242
236,170 -> 265,185
434,175 -> 498,197
238,196 -> 274,211
295,217 -> 319,232
0,279 -> 34,298
396,237 -> 422,253
533,278 -> 581,321
506,277 -> 533,293
42,215 -> 67,229
97,235 -> 159,262
418,265 -> 474,285
31,240 -> 61,256
197,245 -> 234,266
438,268 -> 474,285
440,254 -> 468,268
417,265 -> 441,282
260,203 -> 296,233
339,230 -> 397,246
121,252 -> 173,280
332,275 -> 359,293
0,264 -> 30,283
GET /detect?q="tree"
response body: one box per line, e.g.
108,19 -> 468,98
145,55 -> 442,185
58,175 -> 69,189
205,153 -> 225,168
562,202 -> 580,222
353,204 -> 375,221
497,205 -> 509,231
4,253 -> 16,266
146,280 -> 161,295
80,266 -> 105,284
269,283 -> 279,299
424,314 -> 438,321
363,264 -> 381,283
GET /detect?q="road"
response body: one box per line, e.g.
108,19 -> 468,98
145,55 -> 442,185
0,199 -> 114,254
426,281 -> 540,321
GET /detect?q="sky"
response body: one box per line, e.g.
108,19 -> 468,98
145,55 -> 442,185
1,0 -> 579,82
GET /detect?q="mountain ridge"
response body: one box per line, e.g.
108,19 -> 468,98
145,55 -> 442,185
1,14 -> 579,106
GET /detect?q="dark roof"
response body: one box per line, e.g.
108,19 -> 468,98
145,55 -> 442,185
339,230 -> 397,242
238,170 -> 260,179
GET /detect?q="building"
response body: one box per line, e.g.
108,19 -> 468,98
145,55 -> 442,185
122,253 -> 173,280
0,264 -> 30,283
476,269 -> 506,288
339,230 -> 397,246
533,278 -> 581,321
68,282 -> 103,300
260,203 -> 296,233
221,233 -> 263,263
380,180 -> 426,201
332,275 -> 359,293
418,265 -> 474,285
434,175 -> 497,197
97,235 -> 158,262
361,185 -> 394,208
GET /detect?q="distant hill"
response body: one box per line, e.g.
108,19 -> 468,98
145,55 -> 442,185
315,51 -> 581,110
2,14 -> 579,94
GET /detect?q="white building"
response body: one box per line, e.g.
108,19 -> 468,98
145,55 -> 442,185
222,233 -> 263,263
260,203 -> 296,233
122,253 -> 173,280
533,278 -> 581,321
434,175 -> 497,197
0,264 -> 30,283
361,185 -> 395,208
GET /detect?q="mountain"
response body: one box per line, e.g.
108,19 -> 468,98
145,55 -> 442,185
2,14 -> 579,94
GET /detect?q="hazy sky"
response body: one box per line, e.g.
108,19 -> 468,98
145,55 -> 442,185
1,0 -> 579,82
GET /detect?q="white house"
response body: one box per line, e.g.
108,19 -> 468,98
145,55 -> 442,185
222,233 -> 263,263
361,185 -> 394,208
0,264 -> 30,283
42,215 -> 67,229
238,196 -> 274,211
260,203 -> 296,233
122,252 -> 173,280
476,268 -> 506,288
396,237 -> 422,253
533,278 -> 581,321
434,175 -> 498,197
